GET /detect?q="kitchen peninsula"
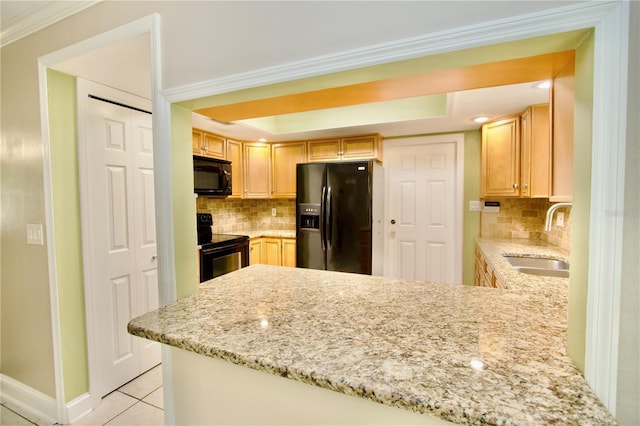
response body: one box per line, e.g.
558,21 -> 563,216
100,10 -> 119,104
128,239 -> 615,425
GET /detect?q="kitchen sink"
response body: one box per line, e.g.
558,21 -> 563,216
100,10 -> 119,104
511,266 -> 570,278
503,255 -> 570,278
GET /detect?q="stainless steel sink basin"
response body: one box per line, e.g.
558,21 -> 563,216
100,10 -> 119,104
503,255 -> 570,278
511,266 -> 570,278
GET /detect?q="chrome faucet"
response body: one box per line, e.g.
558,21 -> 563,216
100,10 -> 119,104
544,202 -> 572,231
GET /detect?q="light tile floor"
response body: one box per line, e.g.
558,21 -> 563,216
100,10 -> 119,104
0,365 -> 164,426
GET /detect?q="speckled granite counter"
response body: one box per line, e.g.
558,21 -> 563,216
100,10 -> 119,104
240,228 -> 296,239
129,238 -> 615,425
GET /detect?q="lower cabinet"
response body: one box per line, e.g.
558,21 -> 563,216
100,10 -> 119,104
249,237 -> 296,267
262,238 -> 282,266
474,245 -> 507,289
249,239 -> 263,265
281,239 -> 297,268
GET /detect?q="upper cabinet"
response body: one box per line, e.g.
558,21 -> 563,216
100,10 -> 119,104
307,134 -> 381,162
192,129 -> 225,159
193,130 -> 380,199
550,59 -> 575,202
521,104 -> 550,198
481,104 -> 551,198
271,142 -> 306,199
226,139 -> 243,199
243,143 -> 271,199
481,115 -> 521,197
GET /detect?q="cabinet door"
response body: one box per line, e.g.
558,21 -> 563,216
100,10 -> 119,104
481,115 -> 521,197
341,135 -> 380,160
192,129 -> 204,156
521,104 -> 550,198
307,139 -> 341,162
249,239 -> 262,265
226,139 -> 243,199
262,238 -> 282,266
243,143 -> 271,198
281,238 -> 296,268
271,142 -> 306,198
203,132 -> 226,159
550,59 -> 574,202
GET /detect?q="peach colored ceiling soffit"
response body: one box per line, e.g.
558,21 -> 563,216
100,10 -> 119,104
195,50 -> 575,123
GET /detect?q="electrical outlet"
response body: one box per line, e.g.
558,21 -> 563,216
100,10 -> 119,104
556,212 -> 565,227
27,224 -> 44,245
271,208 -> 277,217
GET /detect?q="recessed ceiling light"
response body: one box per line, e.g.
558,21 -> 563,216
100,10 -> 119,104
535,81 -> 551,89
473,116 -> 489,123
258,138 -> 267,142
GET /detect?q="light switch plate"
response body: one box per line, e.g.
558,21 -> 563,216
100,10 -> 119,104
469,200 -> 482,212
27,224 -> 44,245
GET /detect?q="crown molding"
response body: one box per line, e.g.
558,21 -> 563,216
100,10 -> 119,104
1,1 -> 101,48
162,1 -> 618,104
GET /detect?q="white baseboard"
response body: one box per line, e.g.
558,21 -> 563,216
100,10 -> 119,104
66,392 -> 93,424
0,374 -> 58,424
0,374 -> 96,425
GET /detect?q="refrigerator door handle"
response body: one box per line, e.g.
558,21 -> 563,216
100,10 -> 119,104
320,186 -> 327,251
326,186 -> 332,250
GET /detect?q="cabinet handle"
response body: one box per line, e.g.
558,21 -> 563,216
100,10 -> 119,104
512,183 -> 519,189
523,183 -> 529,189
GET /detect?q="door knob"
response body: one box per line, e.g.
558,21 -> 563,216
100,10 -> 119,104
390,219 -> 396,225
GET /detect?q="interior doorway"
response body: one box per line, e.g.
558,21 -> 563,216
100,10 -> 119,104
383,134 -> 464,284
76,78 -> 161,398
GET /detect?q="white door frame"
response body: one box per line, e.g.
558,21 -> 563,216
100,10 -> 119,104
382,134 -> 464,284
38,14 -> 176,424
160,1 -> 628,414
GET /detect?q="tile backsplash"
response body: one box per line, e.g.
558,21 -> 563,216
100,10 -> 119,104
198,196 -> 571,251
480,198 -> 572,251
197,197 -> 296,234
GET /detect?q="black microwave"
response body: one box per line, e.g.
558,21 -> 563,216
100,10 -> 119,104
193,155 -> 232,196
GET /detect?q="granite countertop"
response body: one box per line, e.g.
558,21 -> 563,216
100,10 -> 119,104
241,229 -> 296,239
129,238 -> 615,425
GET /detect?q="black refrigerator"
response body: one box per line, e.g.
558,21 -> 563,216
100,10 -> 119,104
296,160 -> 384,275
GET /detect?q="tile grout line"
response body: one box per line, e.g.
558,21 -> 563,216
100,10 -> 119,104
102,387 -> 164,425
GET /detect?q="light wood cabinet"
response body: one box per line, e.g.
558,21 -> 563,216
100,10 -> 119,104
307,134 -> 380,162
249,237 -> 296,268
474,245 -> 507,289
243,143 -> 271,198
192,129 -> 225,159
193,131 -> 379,199
520,104 -> 550,198
481,105 -> 550,199
249,238 -> 262,265
481,115 -> 521,197
226,139 -> 243,199
271,142 -> 306,199
262,238 -> 282,266
281,238 -> 296,268
550,59 -> 575,202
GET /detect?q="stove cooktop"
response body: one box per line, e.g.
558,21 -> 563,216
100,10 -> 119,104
200,233 -> 249,250
211,233 -> 248,244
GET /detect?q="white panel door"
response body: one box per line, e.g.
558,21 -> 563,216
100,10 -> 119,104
79,79 -> 160,398
386,136 -> 461,284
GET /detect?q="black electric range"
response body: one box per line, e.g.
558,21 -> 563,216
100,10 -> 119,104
197,213 -> 249,282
